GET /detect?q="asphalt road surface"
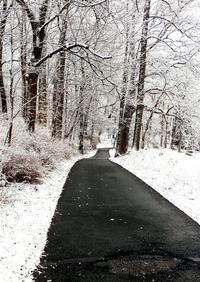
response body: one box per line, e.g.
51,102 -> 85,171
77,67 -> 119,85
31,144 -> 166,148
34,149 -> 200,281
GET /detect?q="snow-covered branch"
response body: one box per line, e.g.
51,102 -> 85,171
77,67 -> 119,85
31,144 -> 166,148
34,43 -> 112,67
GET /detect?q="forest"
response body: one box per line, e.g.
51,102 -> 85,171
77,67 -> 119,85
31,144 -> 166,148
1,1 -> 200,281
0,0 -> 200,180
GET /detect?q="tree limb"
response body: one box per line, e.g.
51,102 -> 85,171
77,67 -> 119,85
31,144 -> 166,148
34,42 -> 112,67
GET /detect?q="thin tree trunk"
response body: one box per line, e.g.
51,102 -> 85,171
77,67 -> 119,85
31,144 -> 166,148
0,0 -> 9,113
117,4 -> 137,155
37,36 -> 48,126
8,72 -> 14,146
51,53 -> 66,138
20,10 -> 28,120
133,0 -> 151,150
178,126 -> 182,153
64,63 -> 79,140
38,72 -> 47,125
51,9 -> 68,138
0,44 -> 7,113
164,119 -> 168,148
160,115 -> 165,147
8,22 -> 14,145
90,120 -> 95,149
83,96 -> 93,138
116,0 -> 130,155
141,110 -> 154,149
79,110 -> 84,154
64,61 -> 69,139
79,61 -> 85,154
51,76 -> 58,137
56,50 -> 66,137
171,117 -> 177,149
27,72 -> 38,132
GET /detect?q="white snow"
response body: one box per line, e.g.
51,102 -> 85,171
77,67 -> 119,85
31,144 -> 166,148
97,133 -> 114,148
2,146 -> 200,282
109,148 -> 116,158
0,151 -> 96,282
110,148 -> 200,226
97,142 -> 113,149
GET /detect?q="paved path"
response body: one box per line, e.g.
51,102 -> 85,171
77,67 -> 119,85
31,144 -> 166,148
34,149 -> 200,281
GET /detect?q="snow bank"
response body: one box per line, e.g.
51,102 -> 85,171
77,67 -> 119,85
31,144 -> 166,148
110,149 -> 200,225
0,151 -> 96,282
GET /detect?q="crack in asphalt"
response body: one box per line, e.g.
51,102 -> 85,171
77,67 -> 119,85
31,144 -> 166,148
43,248 -> 200,267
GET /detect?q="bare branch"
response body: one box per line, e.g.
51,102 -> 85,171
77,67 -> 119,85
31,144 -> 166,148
34,42 -> 112,67
73,0 -> 107,8
40,0 -> 71,31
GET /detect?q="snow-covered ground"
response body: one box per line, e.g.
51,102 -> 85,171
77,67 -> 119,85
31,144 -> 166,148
97,142 -> 113,149
97,132 -> 114,149
2,145 -> 200,281
0,151 -> 96,282
110,148 -> 200,226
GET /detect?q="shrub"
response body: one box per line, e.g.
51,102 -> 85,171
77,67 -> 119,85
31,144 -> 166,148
0,118 -> 81,186
2,154 -> 42,184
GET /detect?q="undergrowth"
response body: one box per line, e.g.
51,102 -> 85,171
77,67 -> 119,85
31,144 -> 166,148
0,117 -> 81,185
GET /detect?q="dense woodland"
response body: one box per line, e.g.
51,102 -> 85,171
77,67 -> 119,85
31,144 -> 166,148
1,0 -> 200,161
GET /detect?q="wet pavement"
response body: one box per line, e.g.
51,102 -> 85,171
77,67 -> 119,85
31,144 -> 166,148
33,149 -> 200,281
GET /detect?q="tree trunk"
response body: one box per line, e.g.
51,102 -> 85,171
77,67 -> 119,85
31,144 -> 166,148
7,23 -> 14,146
79,110 -> 84,154
171,117 -> 177,149
79,61 -> 85,154
64,61 -> 69,138
116,0 -> 130,155
38,72 -> 47,125
0,0 -> 9,113
90,120 -> 95,149
51,77 -> 58,137
160,115 -> 165,147
16,0 -> 49,132
51,54 -> 66,138
164,120 -> 168,148
0,45 -> 7,112
118,105 -> 135,154
27,72 -> 38,132
117,5 -> 137,155
134,104 -> 145,149
51,9 -> 68,138
20,10 -> 28,120
8,74 -> 14,146
133,0 -> 151,150
141,110 -> 154,149
178,126 -> 182,153
56,51 -> 66,138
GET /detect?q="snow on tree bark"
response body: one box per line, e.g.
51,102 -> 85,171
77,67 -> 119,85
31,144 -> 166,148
133,0 -> 151,151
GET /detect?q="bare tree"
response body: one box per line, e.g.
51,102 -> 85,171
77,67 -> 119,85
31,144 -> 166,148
116,1 -> 137,155
16,0 -> 50,131
0,0 -> 10,113
133,0 -> 151,150
52,5 -> 69,137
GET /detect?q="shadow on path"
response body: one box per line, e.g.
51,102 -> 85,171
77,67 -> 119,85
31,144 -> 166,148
33,149 -> 200,281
